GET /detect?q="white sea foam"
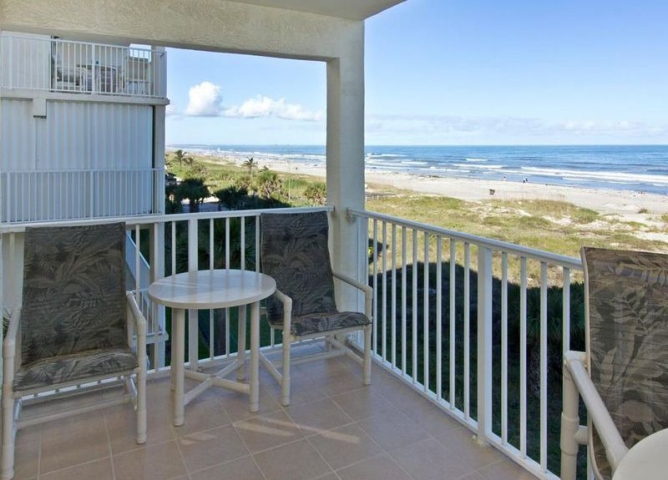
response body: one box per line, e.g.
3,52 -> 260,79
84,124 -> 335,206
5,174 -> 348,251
453,163 -> 504,170
465,158 -> 488,162
520,166 -> 668,186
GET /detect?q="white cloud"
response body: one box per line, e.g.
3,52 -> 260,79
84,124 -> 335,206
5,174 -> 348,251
165,104 -> 178,116
185,82 -> 223,116
225,96 -> 322,121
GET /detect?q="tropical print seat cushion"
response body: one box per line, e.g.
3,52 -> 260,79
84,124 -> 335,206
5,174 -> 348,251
582,247 -> 668,479
21,223 -> 128,366
13,347 -> 138,392
260,211 -> 371,336
268,311 -> 371,337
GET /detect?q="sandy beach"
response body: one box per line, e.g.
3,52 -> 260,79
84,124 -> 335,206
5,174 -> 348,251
212,154 -> 668,220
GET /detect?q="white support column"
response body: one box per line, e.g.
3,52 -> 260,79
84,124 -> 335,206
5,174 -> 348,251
476,246 -> 493,445
326,24 -> 365,311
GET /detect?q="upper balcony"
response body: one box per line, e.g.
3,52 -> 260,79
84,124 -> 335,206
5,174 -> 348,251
0,33 -> 167,101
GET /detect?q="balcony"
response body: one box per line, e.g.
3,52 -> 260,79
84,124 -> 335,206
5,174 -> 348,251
0,33 -> 166,100
0,207 -> 583,479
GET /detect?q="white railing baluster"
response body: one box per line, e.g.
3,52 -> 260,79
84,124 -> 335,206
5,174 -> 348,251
372,219 -> 378,357
501,252 -> 509,445
391,224 -> 397,368
520,256 -> 528,457
464,243 -> 470,418
449,240 -> 456,409
423,232 -> 430,393
436,236 -> 442,402
563,267 -> 571,353
477,246 -> 493,444
188,218 -> 199,370
382,221 -> 387,362
412,228 -> 418,384
401,226 -> 407,375
540,262 -> 548,472
209,219 -> 215,360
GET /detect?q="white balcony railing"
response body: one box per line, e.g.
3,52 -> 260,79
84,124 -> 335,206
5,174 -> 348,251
0,207 -> 584,479
0,34 -> 166,98
0,168 -> 164,223
349,208 -> 584,479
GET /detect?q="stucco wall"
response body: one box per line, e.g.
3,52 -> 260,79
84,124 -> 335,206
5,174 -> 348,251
0,0 -> 361,60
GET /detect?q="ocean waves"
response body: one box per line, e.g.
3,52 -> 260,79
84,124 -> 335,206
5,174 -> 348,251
170,144 -> 668,195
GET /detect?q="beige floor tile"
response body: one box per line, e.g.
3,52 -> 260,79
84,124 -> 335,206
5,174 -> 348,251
357,410 -> 428,452
477,459 -> 539,480
311,474 -> 340,480
172,397 -> 232,437
38,408 -> 107,441
190,456 -> 264,480
113,441 -> 188,480
39,458 -> 114,480
399,397 -> 462,436
336,453 -> 411,480
457,472 -> 488,480
13,441 -> 39,480
105,402 -> 175,455
331,387 -> 398,421
309,423 -> 382,471
294,356 -> 352,379
254,439 -> 332,480
435,427 -> 507,469
264,374 -> 328,407
219,387 -> 282,423
14,425 -> 41,449
39,422 -> 110,474
235,410 -> 304,453
314,371 -> 367,397
286,398 -> 354,437
178,424 -> 249,473
390,437 -> 475,480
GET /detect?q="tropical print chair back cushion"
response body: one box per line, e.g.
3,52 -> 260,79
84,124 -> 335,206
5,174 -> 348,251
260,212 -> 337,324
582,247 -> 668,477
21,223 -> 128,365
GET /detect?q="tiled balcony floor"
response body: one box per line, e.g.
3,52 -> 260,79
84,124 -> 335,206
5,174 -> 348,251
11,352 -> 538,480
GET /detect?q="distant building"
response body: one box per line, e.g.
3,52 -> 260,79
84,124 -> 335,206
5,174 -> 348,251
0,31 -> 168,223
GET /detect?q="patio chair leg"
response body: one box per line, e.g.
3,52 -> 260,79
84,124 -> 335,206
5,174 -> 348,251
281,331 -> 291,406
136,372 -> 147,444
363,324 -> 372,385
1,394 -> 15,480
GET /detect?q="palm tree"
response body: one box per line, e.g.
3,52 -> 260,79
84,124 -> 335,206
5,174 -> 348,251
175,178 -> 209,213
173,149 -> 186,166
242,157 -> 257,180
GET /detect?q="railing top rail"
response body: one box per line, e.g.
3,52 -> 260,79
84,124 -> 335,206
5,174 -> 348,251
350,208 -> 582,270
0,206 -> 334,234
2,34 -> 159,54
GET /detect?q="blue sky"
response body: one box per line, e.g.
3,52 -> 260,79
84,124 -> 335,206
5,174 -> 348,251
165,0 -> 668,146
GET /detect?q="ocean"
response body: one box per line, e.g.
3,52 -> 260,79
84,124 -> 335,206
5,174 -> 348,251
171,144 -> 668,196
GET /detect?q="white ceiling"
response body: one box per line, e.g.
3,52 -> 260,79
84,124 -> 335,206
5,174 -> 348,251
229,0 -> 406,21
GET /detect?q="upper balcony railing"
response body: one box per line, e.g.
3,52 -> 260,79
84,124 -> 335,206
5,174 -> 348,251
0,34 -> 166,99
0,168 -> 164,223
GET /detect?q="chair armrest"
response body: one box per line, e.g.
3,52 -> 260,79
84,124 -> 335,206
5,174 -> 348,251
564,351 -> 629,471
332,271 -> 373,319
267,289 -> 293,334
126,293 -> 148,336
